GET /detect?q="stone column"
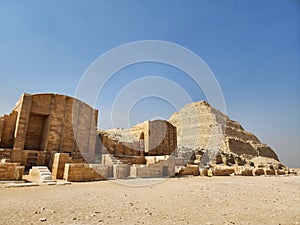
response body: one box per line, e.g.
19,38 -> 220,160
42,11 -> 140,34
12,94 -> 32,161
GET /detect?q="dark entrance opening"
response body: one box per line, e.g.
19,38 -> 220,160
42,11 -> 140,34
24,113 -> 49,150
163,166 -> 168,176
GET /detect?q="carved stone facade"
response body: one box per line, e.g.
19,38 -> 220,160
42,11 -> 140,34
0,93 -> 100,169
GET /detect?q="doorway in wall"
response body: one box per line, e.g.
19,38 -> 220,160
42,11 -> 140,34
163,166 -> 168,176
24,113 -> 49,150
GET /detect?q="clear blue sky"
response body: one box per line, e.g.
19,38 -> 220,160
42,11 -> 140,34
0,0 -> 299,167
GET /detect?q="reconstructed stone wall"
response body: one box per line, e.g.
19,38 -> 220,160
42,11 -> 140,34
130,156 -> 176,178
0,162 -> 24,181
52,153 -> 84,179
63,163 -> 106,182
0,93 -> 100,168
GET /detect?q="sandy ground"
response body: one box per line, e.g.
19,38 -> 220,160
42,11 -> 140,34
0,175 -> 299,225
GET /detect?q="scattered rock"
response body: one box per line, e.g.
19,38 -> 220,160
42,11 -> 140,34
212,165 -> 235,176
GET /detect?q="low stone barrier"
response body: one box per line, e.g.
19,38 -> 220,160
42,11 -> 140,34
212,165 -> 235,176
0,162 -> 24,181
63,163 -> 107,182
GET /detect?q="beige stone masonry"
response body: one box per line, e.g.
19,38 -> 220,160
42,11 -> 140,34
0,162 -> 24,181
63,163 -> 105,182
0,93 -> 99,168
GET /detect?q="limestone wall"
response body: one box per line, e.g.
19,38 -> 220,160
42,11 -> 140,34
0,93 -> 100,168
130,156 -> 175,178
0,162 -> 24,181
145,120 -> 177,156
63,163 -> 106,182
52,153 -> 84,179
0,111 -> 17,148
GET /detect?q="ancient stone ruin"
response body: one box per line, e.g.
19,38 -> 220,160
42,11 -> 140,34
0,93 -> 101,182
0,93 -> 296,183
168,101 -> 292,176
0,93 -> 99,167
169,101 -> 279,161
99,119 -> 177,163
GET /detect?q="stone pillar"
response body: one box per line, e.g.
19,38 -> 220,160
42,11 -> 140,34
13,94 -> 33,161
144,121 -> 150,153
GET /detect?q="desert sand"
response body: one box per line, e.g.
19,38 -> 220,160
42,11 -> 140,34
0,175 -> 299,225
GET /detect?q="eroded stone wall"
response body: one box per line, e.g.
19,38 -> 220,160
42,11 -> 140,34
99,120 -> 177,163
145,120 -> 177,156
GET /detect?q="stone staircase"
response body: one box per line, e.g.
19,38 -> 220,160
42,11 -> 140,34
28,166 -> 54,183
102,154 -> 120,164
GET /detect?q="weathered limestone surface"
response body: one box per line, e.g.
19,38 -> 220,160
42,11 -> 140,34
0,111 -> 17,149
99,120 -> 177,164
169,101 -> 280,164
113,164 -> 130,179
51,153 -> 84,179
0,93 -> 100,169
0,162 -> 24,181
131,164 -> 165,178
90,164 -> 113,178
63,163 -> 106,182
179,164 -> 200,176
212,165 -> 235,176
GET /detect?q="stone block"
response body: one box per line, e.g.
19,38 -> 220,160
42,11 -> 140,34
265,169 -> 275,175
113,164 -> 130,179
180,164 -> 200,176
130,164 -> 165,178
51,153 -> 83,179
199,167 -> 208,176
63,163 -> 105,182
277,169 -> 286,175
253,168 -> 265,176
241,167 -> 254,176
0,162 -> 24,181
212,165 -> 235,176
